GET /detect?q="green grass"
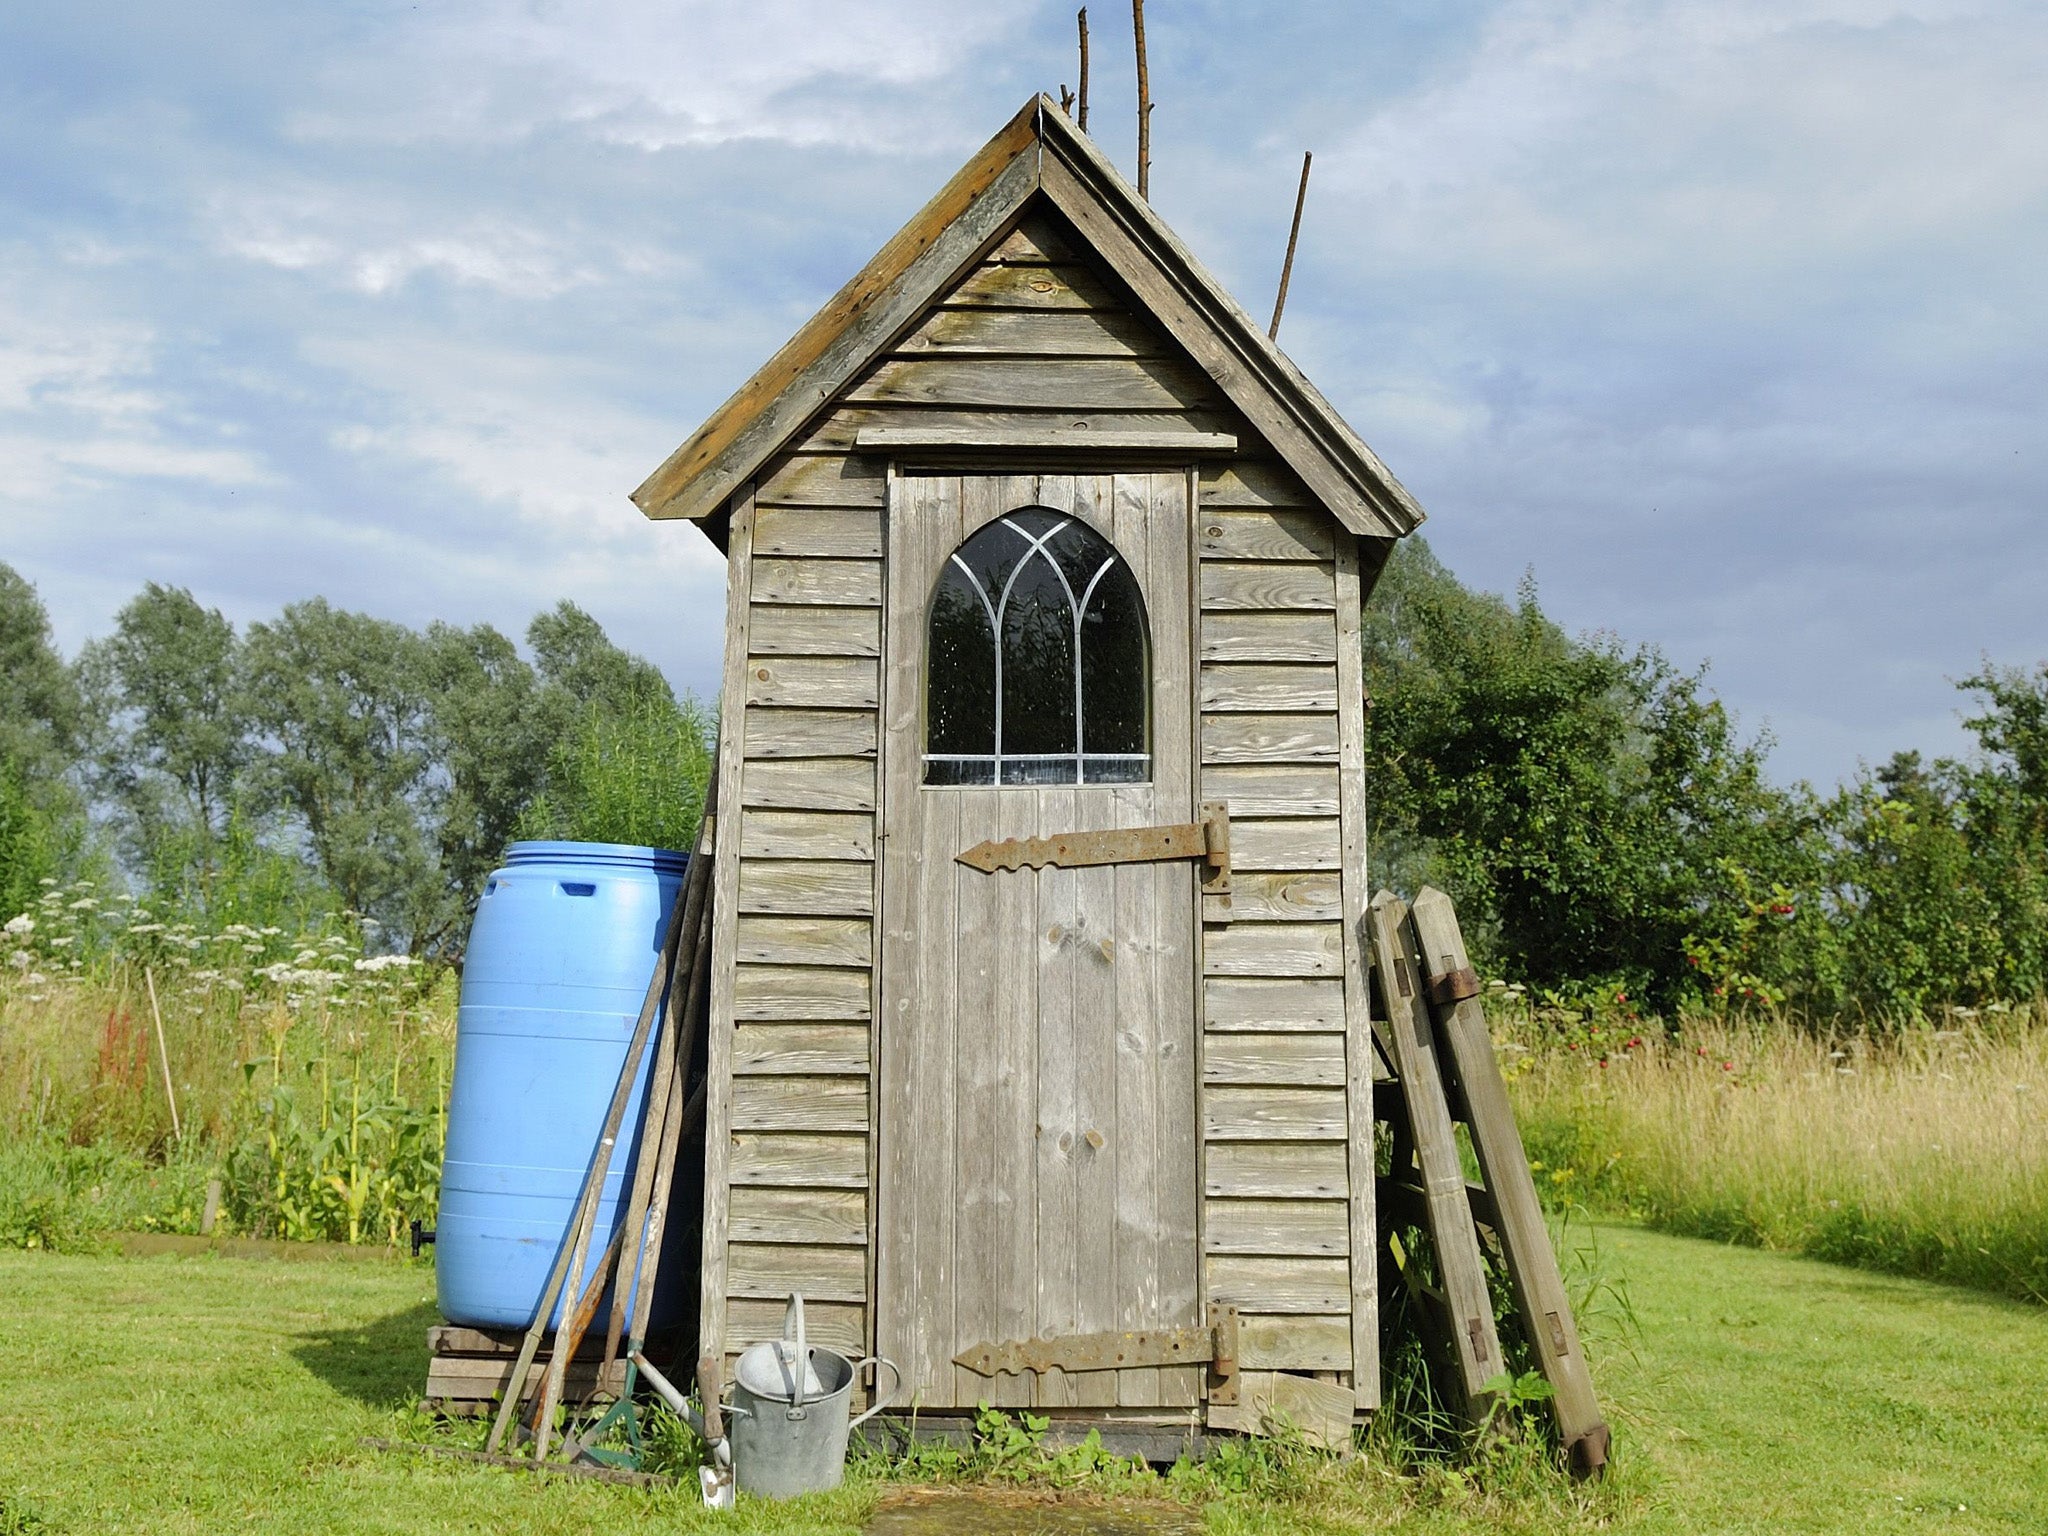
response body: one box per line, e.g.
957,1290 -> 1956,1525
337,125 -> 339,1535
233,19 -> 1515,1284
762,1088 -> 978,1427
1,1225 -> 2043,1534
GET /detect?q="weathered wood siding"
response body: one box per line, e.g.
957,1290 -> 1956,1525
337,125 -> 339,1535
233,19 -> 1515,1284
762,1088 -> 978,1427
703,205 -> 1375,1409
1197,456 -> 1378,1406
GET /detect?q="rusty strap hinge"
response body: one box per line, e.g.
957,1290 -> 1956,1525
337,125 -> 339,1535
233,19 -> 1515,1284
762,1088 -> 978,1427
952,1305 -> 1240,1403
1426,965 -> 1481,1006
957,801 -> 1231,899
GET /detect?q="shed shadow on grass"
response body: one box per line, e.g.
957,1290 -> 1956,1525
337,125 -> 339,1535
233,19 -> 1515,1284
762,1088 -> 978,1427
293,1299 -> 440,1408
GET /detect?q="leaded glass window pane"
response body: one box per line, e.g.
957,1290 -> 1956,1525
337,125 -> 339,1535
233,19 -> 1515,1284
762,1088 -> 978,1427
923,508 -> 1150,787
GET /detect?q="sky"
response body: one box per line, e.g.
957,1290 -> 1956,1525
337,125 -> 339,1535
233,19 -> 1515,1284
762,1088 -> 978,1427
2,0 -> 2042,788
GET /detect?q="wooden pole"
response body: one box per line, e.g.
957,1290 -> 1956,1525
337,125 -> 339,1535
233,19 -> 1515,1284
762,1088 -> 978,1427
1132,0 -> 1150,197
1269,150 -> 1313,340
144,968 -> 181,1143
1078,7 -> 1091,132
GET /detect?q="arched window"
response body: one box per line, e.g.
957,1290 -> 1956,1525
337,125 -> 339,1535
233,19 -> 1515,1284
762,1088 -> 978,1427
925,509 -> 1149,786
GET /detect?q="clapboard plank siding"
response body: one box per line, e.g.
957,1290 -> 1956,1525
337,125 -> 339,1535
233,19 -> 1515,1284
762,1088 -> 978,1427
731,964 -> 872,1021
1205,1140 -> 1351,1199
903,307 -> 1165,358
728,1186 -> 869,1247
1204,1032 -> 1348,1087
1199,612 -> 1338,663
733,915 -> 873,968
1198,509 -> 1336,561
1205,1199 -> 1351,1256
740,758 -> 876,812
744,709 -> 878,759
727,1241 -> 867,1302
757,454 -> 886,508
805,406 -> 1242,452
1203,977 -> 1347,1031
1202,713 -> 1341,764
1199,664 -> 1339,712
1200,461 -> 1317,510
1237,1314 -> 1352,1372
752,506 -> 884,557
746,656 -> 880,709
752,558 -> 882,607
728,1298 -> 866,1356
1201,765 -> 1342,817
739,809 -> 876,861
737,860 -> 875,916
730,1074 -> 871,1133
1207,1256 -> 1352,1314
749,604 -> 881,657
944,260 -> 1124,310
732,1023 -> 871,1076
1211,871 -> 1342,923
1228,820 -> 1343,872
1203,921 -> 1345,978
1199,561 -> 1336,612
849,356 -> 1216,412
1204,1087 -> 1350,1141
728,1131 -> 869,1188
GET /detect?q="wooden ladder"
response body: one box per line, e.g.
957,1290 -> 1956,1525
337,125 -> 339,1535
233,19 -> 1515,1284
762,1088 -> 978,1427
1366,887 -> 1611,1478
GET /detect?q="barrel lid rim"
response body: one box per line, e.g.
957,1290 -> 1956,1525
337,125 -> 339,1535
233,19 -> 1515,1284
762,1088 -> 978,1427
501,838 -> 690,869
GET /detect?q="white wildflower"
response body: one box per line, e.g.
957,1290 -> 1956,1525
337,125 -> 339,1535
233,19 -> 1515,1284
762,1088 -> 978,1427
126,922 -> 164,935
353,954 -> 415,973
3,914 -> 31,935
7,951 -> 28,970
26,972 -> 47,985
260,926 -> 281,936
68,897 -> 99,910
48,935 -> 73,947
293,948 -> 319,964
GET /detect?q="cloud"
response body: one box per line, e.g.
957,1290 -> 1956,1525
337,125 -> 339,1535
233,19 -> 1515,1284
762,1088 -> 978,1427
289,0 -> 1022,153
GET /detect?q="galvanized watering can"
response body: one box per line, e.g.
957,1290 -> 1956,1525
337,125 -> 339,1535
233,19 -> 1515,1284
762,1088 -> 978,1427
726,1294 -> 900,1499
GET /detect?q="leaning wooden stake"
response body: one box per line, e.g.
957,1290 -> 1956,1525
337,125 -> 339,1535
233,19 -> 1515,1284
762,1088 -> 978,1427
1366,890 -> 1502,1426
144,967 -> 181,1142
1269,151 -> 1312,340
1410,887 -> 1611,1477
1132,0 -> 1151,197
1077,6 -> 1091,131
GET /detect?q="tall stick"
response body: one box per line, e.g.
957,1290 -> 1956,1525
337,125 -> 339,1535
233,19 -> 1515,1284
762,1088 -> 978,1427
1269,150 -> 1313,340
1077,7 -> 1091,132
1132,0 -> 1150,197
144,968 -> 181,1142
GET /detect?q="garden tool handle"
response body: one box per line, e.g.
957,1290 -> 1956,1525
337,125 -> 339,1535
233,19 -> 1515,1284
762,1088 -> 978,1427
696,1353 -> 724,1443
848,1356 -> 902,1432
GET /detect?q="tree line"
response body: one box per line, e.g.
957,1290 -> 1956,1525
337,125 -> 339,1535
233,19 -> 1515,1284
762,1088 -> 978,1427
4,550 -> 2044,1020
0,563 -> 710,959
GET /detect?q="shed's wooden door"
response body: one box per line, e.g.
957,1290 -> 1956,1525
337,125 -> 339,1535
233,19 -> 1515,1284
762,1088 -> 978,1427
876,470 -> 1201,1410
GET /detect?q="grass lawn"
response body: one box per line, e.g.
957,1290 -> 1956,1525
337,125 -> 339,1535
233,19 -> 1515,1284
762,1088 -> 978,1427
0,1225 -> 2042,1535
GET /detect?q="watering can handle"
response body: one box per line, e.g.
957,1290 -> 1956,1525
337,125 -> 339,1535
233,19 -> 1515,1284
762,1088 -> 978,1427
783,1292 -> 808,1409
848,1356 -> 902,1432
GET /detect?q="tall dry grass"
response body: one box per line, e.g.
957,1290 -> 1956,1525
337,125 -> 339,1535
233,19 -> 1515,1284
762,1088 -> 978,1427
1505,1008 -> 2048,1304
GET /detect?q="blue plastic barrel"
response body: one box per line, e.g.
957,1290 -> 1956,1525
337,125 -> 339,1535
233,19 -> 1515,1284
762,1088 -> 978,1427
437,840 -> 697,1332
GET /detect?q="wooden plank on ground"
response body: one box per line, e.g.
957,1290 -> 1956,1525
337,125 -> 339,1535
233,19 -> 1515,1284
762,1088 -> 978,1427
1366,890 -> 1501,1426
1410,886 -> 1610,1476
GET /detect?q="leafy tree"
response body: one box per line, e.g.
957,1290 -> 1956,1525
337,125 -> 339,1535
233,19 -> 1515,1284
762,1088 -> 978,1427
241,599 -> 439,945
76,583 -> 249,872
1362,539 -> 1809,1008
0,563 -> 87,912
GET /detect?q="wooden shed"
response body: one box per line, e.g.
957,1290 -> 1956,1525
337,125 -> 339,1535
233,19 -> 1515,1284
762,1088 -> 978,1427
633,96 -> 1424,1438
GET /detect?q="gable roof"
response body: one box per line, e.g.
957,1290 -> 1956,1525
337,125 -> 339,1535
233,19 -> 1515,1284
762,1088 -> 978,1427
632,95 -> 1424,541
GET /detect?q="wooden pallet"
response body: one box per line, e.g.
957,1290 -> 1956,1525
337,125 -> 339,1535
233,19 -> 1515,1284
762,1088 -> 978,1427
1366,887 -> 1611,1478
425,1324 -> 629,1413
